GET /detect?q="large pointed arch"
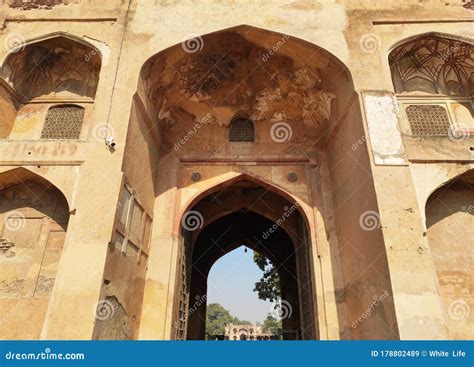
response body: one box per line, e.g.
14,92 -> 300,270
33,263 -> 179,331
0,167 -> 70,339
177,178 -> 317,341
424,168 -> 473,340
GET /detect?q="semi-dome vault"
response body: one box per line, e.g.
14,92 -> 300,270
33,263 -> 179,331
2,35 -> 102,101
139,25 -> 352,144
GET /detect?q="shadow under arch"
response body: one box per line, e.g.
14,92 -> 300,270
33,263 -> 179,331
132,23 -> 357,153
173,176 -> 318,340
130,23 -> 398,341
0,167 -> 70,227
424,168 -> 473,340
177,172 -> 310,233
2,32 -> 103,100
0,167 -> 70,339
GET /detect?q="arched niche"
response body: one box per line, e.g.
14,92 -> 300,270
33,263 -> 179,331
0,167 -> 70,339
425,169 -> 474,339
2,34 -> 102,101
389,33 -> 473,97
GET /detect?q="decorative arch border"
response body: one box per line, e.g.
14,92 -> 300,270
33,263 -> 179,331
1,31 -> 103,66
425,166 -> 474,208
176,172 -> 313,236
387,31 -> 474,55
0,166 -> 73,210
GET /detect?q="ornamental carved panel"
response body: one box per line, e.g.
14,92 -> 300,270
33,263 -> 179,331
389,35 -> 473,97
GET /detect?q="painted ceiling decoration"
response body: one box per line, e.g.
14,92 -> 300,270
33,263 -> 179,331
2,36 -> 101,100
389,35 -> 474,97
142,30 -> 337,130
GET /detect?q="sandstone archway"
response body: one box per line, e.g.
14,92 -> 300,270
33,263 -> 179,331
177,178 -> 315,340
0,168 -> 69,339
134,25 -> 398,340
425,168 -> 474,340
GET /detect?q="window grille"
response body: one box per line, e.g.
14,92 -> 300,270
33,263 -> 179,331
41,105 -> 84,140
405,105 -> 451,136
229,118 -> 254,142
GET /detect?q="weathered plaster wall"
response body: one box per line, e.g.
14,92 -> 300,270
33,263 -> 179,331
0,170 -> 68,339
0,82 -> 18,139
0,0 -> 472,341
326,100 -> 398,339
426,174 -> 474,340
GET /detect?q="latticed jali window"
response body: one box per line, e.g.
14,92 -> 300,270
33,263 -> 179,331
405,105 -> 451,136
229,118 -> 254,142
41,105 -> 85,139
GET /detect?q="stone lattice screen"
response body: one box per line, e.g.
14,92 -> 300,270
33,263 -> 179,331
405,104 -> 451,136
229,118 -> 255,142
40,105 -> 85,140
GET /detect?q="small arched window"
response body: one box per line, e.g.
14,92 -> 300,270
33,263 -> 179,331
41,105 -> 85,140
229,117 -> 254,142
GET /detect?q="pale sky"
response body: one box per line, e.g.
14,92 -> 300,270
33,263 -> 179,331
207,246 -> 274,324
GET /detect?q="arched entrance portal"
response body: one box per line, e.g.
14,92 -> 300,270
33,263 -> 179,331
173,178 -> 317,340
